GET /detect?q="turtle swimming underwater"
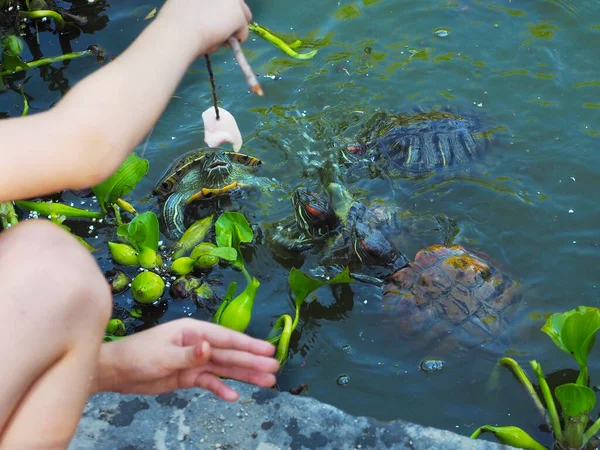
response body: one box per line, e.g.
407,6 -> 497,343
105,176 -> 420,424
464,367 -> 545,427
339,108 -> 494,179
154,148 -> 274,239
381,243 -> 521,353
273,183 -> 521,352
268,180 -> 459,283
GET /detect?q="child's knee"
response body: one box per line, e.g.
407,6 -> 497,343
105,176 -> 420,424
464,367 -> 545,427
0,219 -> 112,326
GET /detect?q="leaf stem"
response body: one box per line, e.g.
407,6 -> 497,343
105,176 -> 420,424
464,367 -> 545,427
583,416 -> 600,446
273,314 -> 293,366
0,49 -> 93,77
240,266 -> 252,286
500,357 -> 550,426
112,204 -> 123,227
19,10 -> 65,30
531,361 -> 563,442
248,22 -> 318,60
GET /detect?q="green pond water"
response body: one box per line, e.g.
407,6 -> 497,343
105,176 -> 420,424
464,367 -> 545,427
2,0 -> 600,446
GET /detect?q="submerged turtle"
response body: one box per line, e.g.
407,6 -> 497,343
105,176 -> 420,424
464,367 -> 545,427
272,183 -> 520,352
154,148 -> 273,239
381,244 -> 521,352
339,108 -> 493,179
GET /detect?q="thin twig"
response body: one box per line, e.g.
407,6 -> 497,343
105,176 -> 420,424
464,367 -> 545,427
204,55 -> 220,120
228,37 -> 264,96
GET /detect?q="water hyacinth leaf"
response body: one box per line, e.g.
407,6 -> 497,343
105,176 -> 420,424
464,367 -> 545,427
555,383 -> 596,418
215,212 -> 253,269
15,200 -> 104,219
542,306 -> 600,384
3,35 -> 25,57
470,425 -> 546,450
206,246 -> 237,261
288,267 -> 353,327
92,153 -> 149,213
118,211 -> 160,252
172,215 -> 214,259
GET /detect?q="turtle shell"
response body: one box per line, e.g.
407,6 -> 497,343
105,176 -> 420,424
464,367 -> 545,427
382,244 -> 520,352
350,110 -> 491,175
153,148 -> 262,196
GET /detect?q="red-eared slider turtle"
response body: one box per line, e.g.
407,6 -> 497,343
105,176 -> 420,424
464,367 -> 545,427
340,108 -> 493,179
154,148 -> 273,239
381,244 -> 521,352
271,183 -> 520,352
268,181 -> 458,284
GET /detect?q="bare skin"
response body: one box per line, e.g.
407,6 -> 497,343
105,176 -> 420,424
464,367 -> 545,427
0,1 -> 280,448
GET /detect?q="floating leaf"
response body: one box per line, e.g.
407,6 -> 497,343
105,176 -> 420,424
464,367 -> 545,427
289,266 -> 353,312
15,200 -> 104,219
92,153 -> 149,213
117,211 -> 160,251
215,212 -> 253,270
470,425 -> 546,450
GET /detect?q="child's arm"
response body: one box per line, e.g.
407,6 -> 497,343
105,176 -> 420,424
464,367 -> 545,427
0,0 -> 251,203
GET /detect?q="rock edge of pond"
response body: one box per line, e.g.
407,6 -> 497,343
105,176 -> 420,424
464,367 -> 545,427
70,380 -> 518,450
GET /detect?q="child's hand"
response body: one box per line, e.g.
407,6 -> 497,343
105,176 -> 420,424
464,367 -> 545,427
158,0 -> 252,56
93,318 -> 279,401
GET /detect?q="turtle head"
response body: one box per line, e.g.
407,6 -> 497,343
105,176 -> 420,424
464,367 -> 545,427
351,222 -> 408,277
201,151 -> 233,183
291,188 -> 340,237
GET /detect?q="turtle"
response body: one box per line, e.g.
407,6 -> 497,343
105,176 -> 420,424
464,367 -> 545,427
271,182 -> 521,353
267,179 -> 459,284
154,148 -> 274,239
380,243 -> 521,353
338,108 -> 494,181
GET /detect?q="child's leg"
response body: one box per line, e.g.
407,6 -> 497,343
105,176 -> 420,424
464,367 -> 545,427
0,219 -> 112,449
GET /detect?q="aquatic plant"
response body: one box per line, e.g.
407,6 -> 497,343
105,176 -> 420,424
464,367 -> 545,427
472,306 -> 600,450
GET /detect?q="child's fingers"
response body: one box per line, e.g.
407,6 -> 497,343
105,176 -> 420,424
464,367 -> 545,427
203,364 -> 277,389
209,348 -> 280,373
164,339 -> 211,372
181,322 -> 276,357
194,373 -> 239,402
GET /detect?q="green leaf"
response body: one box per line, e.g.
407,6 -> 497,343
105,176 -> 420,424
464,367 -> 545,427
207,246 -> 237,261
215,212 -> 253,270
15,200 -> 104,220
289,266 -> 353,313
117,212 -> 159,252
555,383 -> 596,418
541,306 -> 600,384
555,383 -> 595,449
470,425 -> 547,450
92,153 -> 149,213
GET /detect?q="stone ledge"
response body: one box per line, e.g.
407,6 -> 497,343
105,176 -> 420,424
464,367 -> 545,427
70,380 -> 517,450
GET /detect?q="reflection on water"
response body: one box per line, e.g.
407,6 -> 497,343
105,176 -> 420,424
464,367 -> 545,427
2,0 -> 600,445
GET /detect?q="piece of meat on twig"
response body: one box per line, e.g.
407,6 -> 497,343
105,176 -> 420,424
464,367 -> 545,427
228,37 -> 264,96
202,106 -> 243,152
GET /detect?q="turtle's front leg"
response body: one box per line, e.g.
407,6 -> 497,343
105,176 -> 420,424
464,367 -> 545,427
185,182 -> 239,204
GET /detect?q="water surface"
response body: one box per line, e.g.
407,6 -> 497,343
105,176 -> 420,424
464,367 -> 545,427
2,0 -> 600,446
